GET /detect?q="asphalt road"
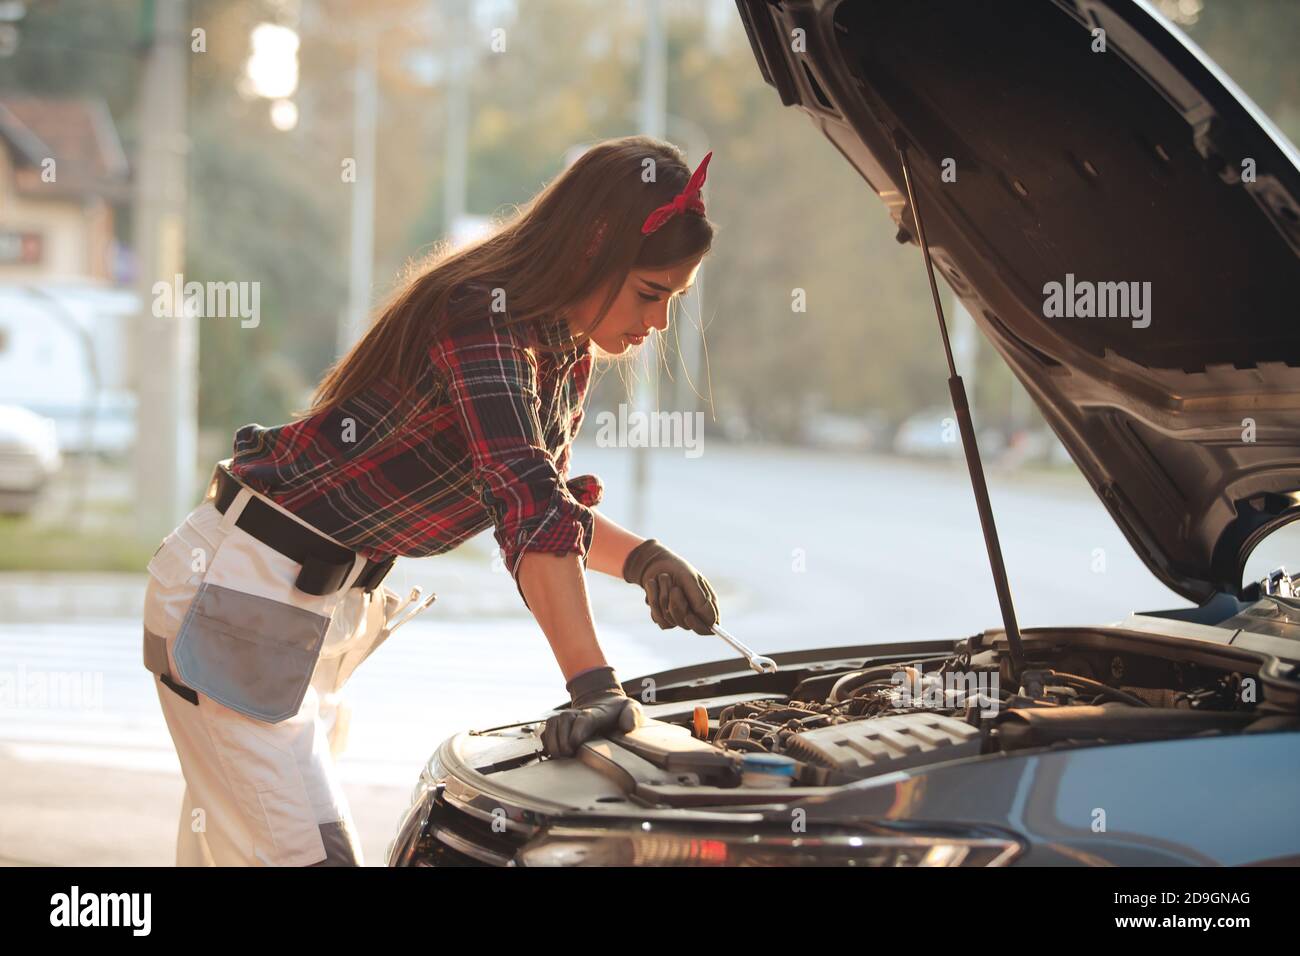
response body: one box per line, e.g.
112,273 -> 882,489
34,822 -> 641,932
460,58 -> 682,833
6,440 -> 1289,866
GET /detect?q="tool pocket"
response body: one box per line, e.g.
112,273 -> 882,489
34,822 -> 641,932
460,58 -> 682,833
312,583 -> 402,697
143,502 -> 226,640
335,583 -> 403,690
201,701 -> 329,865
143,534 -> 202,645
173,523 -> 351,724
146,533 -> 197,589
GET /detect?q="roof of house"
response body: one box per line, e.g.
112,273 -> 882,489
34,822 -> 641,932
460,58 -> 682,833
0,95 -> 129,201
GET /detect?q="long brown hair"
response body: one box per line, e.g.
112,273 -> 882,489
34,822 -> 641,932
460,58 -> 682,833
304,135 -> 715,417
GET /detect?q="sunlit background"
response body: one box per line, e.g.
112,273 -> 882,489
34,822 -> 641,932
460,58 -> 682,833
0,0 -> 1296,865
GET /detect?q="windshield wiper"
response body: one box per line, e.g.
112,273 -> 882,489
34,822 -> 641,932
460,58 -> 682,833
895,133 -> 1025,678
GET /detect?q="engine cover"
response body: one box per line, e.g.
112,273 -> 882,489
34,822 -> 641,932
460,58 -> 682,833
783,711 -> 982,779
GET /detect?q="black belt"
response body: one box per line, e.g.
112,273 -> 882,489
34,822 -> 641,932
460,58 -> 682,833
213,465 -> 395,596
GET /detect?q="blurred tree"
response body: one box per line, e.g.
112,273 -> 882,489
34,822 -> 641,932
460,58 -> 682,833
0,0 -> 141,111
1185,0 -> 1300,145
1,0 -> 1295,449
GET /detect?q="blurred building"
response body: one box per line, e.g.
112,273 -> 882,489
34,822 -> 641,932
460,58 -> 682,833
0,95 -> 136,456
0,95 -> 129,281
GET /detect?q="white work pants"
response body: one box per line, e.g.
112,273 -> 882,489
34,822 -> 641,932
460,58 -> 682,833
142,473 -> 400,866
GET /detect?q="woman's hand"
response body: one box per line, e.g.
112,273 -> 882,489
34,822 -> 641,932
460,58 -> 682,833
540,665 -> 643,757
516,552 -> 644,756
622,538 -> 720,635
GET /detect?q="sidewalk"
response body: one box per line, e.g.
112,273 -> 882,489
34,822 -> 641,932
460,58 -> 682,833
0,754 -> 410,867
0,549 -> 688,867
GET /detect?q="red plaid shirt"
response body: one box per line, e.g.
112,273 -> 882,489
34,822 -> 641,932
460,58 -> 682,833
227,280 -> 603,607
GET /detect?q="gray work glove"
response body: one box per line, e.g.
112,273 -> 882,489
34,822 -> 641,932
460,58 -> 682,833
541,665 -> 643,758
622,538 -> 720,636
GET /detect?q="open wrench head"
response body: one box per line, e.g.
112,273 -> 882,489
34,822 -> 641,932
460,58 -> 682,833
711,624 -> 778,674
386,591 -> 439,635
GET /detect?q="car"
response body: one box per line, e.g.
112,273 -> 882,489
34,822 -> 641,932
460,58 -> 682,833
800,408 -> 891,451
0,283 -> 140,459
892,406 -> 1006,460
0,403 -> 62,516
387,0 -> 1300,866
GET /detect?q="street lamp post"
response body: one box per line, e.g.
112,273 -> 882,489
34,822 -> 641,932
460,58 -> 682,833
630,0 -> 667,532
132,0 -> 194,542
341,30 -> 377,354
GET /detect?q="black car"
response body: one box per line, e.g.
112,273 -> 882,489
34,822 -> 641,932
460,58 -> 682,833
388,0 -> 1300,866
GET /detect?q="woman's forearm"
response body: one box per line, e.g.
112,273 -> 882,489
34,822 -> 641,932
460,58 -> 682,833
584,509 -> 646,579
517,549 -> 608,682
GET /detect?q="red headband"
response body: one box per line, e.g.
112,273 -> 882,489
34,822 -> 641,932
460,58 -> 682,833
640,151 -> 713,236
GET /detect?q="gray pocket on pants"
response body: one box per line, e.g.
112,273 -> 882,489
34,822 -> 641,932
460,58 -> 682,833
173,582 -> 331,723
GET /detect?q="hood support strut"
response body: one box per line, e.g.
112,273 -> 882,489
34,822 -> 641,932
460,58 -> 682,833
895,135 -> 1025,675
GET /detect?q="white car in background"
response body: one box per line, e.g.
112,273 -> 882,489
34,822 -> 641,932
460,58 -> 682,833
892,407 -> 1006,460
0,404 -> 62,516
0,283 -> 139,458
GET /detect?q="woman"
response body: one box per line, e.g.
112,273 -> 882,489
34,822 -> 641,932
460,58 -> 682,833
141,135 -> 722,866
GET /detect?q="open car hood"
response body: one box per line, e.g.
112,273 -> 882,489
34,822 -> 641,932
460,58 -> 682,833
735,0 -> 1300,603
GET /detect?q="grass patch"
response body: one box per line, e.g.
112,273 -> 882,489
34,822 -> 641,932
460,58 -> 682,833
0,516 -> 156,572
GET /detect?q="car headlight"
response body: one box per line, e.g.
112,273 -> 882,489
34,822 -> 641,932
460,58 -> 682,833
410,751 -> 445,805
516,824 -> 1021,867
386,752 -> 448,866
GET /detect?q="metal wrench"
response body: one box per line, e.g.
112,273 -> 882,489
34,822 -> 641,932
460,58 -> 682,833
709,622 -> 778,674
385,587 -> 438,635
390,586 -> 423,618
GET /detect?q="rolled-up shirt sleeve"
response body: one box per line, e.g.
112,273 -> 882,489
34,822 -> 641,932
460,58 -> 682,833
556,403 -> 604,509
429,313 -> 599,609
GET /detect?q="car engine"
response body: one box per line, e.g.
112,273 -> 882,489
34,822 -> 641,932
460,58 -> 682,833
687,652 -> 1273,786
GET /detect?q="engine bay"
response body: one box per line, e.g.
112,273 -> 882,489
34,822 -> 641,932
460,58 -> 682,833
636,635 -> 1298,789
